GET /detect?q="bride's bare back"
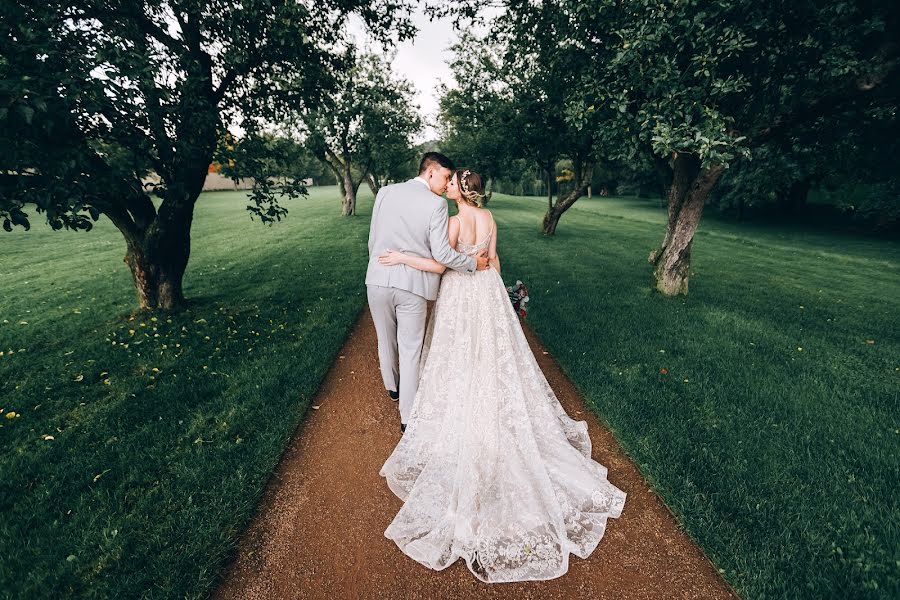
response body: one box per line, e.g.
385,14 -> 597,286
453,207 -> 494,247
452,207 -> 499,272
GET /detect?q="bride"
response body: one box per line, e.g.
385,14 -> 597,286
377,168 -> 626,583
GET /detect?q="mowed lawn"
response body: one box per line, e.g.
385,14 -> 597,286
487,192 -> 899,599
1,185 -> 898,599
0,187 -> 375,598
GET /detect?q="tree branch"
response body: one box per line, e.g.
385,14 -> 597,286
131,11 -> 183,55
125,190 -> 158,231
213,69 -> 240,103
101,201 -> 142,242
322,148 -> 345,183
210,0 -> 293,103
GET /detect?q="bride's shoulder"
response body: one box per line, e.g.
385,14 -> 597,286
478,208 -> 495,224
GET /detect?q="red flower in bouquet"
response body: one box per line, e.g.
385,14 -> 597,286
506,280 -> 530,318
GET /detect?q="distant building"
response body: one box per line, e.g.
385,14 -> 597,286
141,168 -> 313,192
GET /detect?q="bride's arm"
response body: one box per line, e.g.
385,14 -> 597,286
376,216 -> 461,274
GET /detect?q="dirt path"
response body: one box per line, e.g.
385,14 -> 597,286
212,308 -> 737,600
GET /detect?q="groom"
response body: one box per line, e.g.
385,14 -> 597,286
366,152 -> 489,432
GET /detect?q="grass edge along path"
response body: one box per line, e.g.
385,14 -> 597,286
488,191 -> 899,599
0,188 -> 372,599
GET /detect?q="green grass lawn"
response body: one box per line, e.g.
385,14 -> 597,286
0,186 -> 374,598
2,186 -> 897,599
487,193 -> 899,599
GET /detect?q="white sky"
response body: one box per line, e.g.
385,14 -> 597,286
349,7 -> 460,143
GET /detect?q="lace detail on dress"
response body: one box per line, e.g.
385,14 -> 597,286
379,259 -> 627,583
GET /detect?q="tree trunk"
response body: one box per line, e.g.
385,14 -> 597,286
322,150 -> 363,216
483,177 -> 493,206
118,213 -> 192,311
341,165 -> 358,216
542,162 -> 593,235
366,173 -> 380,196
124,243 -> 188,310
322,151 -> 345,196
648,153 -> 724,296
546,166 -> 554,210
103,186 -> 196,312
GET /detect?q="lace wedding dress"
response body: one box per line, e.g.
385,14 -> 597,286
379,223 -> 627,583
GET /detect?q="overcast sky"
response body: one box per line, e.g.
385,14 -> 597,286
349,7 -> 460,143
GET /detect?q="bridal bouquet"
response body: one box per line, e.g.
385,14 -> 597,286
506,280 -> 530,318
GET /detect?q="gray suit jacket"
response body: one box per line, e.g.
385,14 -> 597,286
366,178 -> 476,301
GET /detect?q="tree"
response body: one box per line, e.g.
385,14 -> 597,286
438,36 -> 516,205
497,7 -> 602,235
365,119 -> 422,196
298,49 -> 421,216
439,6 -> 610,234
714,106 -> 900,224
0,0 -> 413,310
565,0 -> 900,295
439,0 -> 899,293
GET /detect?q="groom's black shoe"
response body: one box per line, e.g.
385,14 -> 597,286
388,389 -> 399,401
400,423 -> 407,433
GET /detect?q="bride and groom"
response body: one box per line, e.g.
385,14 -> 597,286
365,152 -> 627,583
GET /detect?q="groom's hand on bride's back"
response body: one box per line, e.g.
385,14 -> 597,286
476,251 -> 490,271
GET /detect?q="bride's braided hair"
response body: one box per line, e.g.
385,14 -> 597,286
455,168 -> 486,208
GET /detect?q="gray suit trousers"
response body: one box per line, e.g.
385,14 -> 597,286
367,284 -> 427,424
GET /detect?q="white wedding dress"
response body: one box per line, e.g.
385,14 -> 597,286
379,223 -> 627,583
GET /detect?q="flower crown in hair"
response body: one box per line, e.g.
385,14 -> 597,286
459,169 -> 485,201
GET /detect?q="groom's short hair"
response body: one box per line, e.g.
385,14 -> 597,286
418,152 -> 455,174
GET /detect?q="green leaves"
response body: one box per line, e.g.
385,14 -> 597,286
0,0 -> 419,309
295,47 -> 422,201
16,103 -> 34,125
0,0 -> 416,234
214,132 -> 313,224
1,205 -> 31,232
480,0 -> 898,174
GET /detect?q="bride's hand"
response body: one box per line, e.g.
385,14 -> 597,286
378,250 -> 407,266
